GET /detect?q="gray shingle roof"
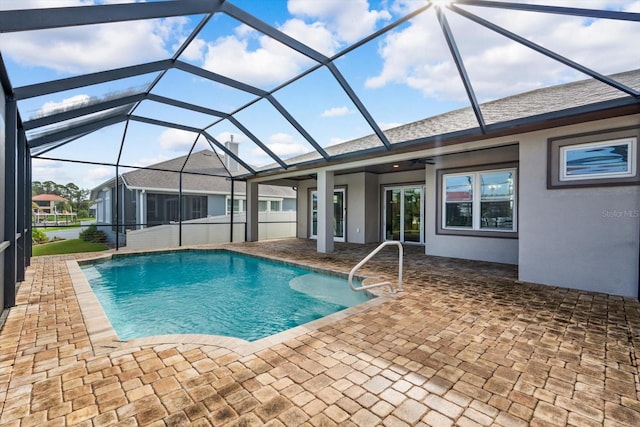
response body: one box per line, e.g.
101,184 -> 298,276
278,70 -> 640,166
98,150 -> 295,197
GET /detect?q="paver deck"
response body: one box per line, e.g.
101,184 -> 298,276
1,239 -> 639,426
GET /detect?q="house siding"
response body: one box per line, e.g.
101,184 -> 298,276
208,194 -> 226,216
425,145 -> 520,265
518,116 -> 640,298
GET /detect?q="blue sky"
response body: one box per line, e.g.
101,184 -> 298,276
1,0 -> 639,190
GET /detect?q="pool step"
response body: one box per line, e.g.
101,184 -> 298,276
289,273 -> 371,306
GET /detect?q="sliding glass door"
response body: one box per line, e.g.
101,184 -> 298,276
310,189 -> 345,242
384,186 -> 424,244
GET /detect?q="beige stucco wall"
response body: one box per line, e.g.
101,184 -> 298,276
287,114 -> 639,296
425,145 -> 520,264
518,115 -> 640,297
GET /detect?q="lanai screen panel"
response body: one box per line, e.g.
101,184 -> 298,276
0,0 -> 638,186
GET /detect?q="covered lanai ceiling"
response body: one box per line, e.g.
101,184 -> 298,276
1,0 -> 639,186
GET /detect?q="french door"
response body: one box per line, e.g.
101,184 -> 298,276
310,189 -> 345,242
384,186 -> 424,244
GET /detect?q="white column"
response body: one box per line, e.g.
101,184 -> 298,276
139,190 -> 146,230
246,180 -> 259,242
317,169 -> 334,253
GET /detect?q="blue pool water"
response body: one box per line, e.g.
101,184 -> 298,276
81,250 -> 372,341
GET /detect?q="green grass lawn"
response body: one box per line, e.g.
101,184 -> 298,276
33,239 -> 108,256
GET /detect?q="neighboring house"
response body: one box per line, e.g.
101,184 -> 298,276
32,194 -> 68,214
91,143 -> 296,242
246,70 -> 640,298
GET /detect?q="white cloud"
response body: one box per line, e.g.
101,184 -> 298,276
158,128 -> 199,151
86,166 -> 113,182
321,106 -> 352,117
288,0 -> 391,43
201,28 -> 315,88
251,132 -> 308,159
1,2 -> 189,74
366,1 -> 640,102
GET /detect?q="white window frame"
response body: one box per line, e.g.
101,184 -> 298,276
442,167 -> 517,233
559,137 -> 636,181
225,197 -> 244,215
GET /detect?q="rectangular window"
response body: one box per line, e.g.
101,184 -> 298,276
560,138 -> 636,181
440,167 -> 517,236
226,198 -> 243,215
270,200 -> 281,212
548,127 -> 640,188
258,201 -> 268,212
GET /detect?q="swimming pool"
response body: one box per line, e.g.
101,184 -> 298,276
81,250 -> 373,341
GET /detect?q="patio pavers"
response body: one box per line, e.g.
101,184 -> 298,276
0,239 -> 639,426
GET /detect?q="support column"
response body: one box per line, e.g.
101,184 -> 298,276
317,169 -> 334,253
4,97 -> 17,308
245,180 -> 259,242
16,130 -> 26,282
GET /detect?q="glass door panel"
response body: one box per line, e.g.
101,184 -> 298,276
311,192 -> 318,236
404,187 -> 422,243
334,191 -> 345,239
384,186 -> 424,244
385,189 -> 401,240
310,189 -> 345,241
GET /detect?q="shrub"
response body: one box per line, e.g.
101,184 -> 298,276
32,228 -> 48,244
79,224 -> 107,243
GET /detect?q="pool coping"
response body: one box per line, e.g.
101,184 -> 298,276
69,247 -> 394,357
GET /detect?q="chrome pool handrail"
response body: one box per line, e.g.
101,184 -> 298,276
349,241 -> 403,293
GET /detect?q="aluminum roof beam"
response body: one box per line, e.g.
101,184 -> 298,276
326,63 -> 392,150
174,61 -> 267,97
224,117 -> 288,170
222,2 -> 392,152
437,6 -> 486,133
450,5 -> 640,98
129,116 -> 259,175
221,2 -> 328,64
453,1 -> 640,22
201,131 -> 256,175
28,114 -> 128,148
0,0 -> 223,33
23,93 -> 145,130
266,95 -> 330,161
14,60 -> 173,100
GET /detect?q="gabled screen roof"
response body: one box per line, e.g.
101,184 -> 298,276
1,0 -> 639,186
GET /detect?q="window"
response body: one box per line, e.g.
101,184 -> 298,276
270,200 -> 281,212
258,201 -> 268,212
226,198 -> 243,215
560,138 -> 636,181
548,127 -> 640,188
439,166 -> 517,237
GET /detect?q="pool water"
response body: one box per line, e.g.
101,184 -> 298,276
81,250 -> 372,341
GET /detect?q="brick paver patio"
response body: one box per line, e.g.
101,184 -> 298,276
1,239 -> 639,426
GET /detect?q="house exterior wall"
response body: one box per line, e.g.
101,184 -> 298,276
518,116 -> 640,298
425,145 -> 520,264
208,195 -> 226,216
